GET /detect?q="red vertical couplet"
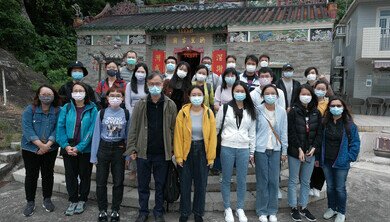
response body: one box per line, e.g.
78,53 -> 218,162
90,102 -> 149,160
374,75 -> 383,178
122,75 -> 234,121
212,50 -> 227,76
152,50 -> 166,73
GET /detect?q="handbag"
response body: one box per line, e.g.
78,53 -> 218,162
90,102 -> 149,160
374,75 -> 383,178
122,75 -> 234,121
164,161 -> 180,212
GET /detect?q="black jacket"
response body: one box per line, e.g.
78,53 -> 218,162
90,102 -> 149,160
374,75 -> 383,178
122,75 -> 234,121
58,81 -> 97,106
275,78 -> 301,109
287,103 -> 322,159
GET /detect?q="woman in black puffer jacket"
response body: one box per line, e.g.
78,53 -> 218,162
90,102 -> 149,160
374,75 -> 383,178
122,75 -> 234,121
287,84 -> 322,222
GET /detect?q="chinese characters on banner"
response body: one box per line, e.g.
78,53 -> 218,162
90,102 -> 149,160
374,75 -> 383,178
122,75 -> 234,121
152,50 -> 165,73
212,50 -> 226,76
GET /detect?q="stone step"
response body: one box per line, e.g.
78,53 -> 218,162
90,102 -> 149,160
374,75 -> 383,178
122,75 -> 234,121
12,168 -> 326,211
0,163 -> 11,180
0,150 -> 21,163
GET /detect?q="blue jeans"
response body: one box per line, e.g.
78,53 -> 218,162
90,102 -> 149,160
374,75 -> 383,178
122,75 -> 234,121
136,154 -> 168,217
255,150 -> 280,215
322,160 -> 349,214
179,141 -> 209,217
287,155 -> 315,208
221,146 -> 249,209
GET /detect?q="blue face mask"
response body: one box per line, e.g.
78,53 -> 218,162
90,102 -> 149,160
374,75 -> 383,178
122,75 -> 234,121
330,107 -> 344,116
71,71 -> 84,81
204,64 -> 212,71
127,58 -> 136,65
283,71 -> 294,78
148,86 -> 162,95
190,96 -> 204,106
166,63 -> 176,72
314,89 -> 326,98
264,94 -> 277,104
234,92 -> 246,101
225,76 -> 236,86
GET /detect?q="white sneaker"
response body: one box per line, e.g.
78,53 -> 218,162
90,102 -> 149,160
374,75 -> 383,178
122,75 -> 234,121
335,213 -> 345,222
259,215 -> 268,222
309,188 -> 315,196
236,209 -> 247,222
269,215 -> 277,222
323,208 -> 337,220
224,208 -> 234,222
313,188 -> 321,197
278,189 -> 282,199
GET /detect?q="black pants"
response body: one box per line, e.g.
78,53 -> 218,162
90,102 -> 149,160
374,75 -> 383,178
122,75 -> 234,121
310,166 -> 325,190
62,151 -> 93,203
96,140 -> 125,211
22,149 -> 57,202
137,154 -> 168,217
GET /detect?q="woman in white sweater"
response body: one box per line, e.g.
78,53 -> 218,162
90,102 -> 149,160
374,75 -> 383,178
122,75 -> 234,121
125,63 -> 148,115
216,81 -> 256,222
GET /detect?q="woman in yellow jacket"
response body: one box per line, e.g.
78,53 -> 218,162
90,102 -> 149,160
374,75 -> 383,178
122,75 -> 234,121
174,85 -> 217,222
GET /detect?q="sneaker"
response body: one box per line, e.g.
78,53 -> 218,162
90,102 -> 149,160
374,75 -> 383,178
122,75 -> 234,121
74,201 -> 86,214
224,208 -> 234,222
23,201 -> 35,217
155,215 -> 165,222
64,202 -> 77,216
309,189 -> 315,196
259,215 -> 268,222
323,208 -> 337,220
269,215 -> 277,222
335,213 -> 346,222
194,215 -> 203,222
98,211 -> 108,222
42,198 -> 55,212
313,189 -> 321,197
291,208 -> 302,221
135,214 -> 148,222
110,211 -> 120,222
300,208 -> 316,221
179,215 -> 189,222
278,188 -> 282,199
235,209 -> 247,222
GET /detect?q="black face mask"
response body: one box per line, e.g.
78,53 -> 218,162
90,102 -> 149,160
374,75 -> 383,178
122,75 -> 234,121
107,69 -> 117,77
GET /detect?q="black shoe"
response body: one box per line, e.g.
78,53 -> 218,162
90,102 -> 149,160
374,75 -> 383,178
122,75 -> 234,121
42,198 -> 55,212
110,211 -> 120,222
155,215 -> 165,222
179,215 -> 188,222
98,211 -> 108,222
300,207 -> 316,221
291,208 -> 302,221
194,215 -> 203,222
23,201 -> 35,217
135,214 -> 148,222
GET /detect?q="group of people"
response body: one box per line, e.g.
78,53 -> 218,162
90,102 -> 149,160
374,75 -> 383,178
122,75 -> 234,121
21,51 -> 360,222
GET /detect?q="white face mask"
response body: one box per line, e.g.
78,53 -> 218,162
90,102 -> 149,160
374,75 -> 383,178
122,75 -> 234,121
307,74 -> 317,81
135,72 -> 146,81
71,92 -> 86,101
299,95 -> 312,104
108,97 -> 122,107
259,77 -> 271,86
260,61 -> 269,67
246,65 -> 256,73
177,70 -> 187,79
196,73 -> 207,82
226,62 -> 236,69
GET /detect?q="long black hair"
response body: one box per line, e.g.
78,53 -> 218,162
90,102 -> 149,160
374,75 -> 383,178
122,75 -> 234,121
221,68 -> 239,89
169,61 -> 191,91
293,84 -> 318,111
230,81 -> 256,120
72,82 -> 91,104
323,96 -> 353,126
33,84 -> 60,108
131,62 -> 149,94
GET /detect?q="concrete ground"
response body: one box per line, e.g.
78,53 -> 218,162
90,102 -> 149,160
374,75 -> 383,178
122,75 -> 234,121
1,162 -> 389,222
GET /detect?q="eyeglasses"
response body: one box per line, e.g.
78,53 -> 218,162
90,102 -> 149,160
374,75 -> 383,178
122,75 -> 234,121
330,105 -> 343,108
108,95 -> 122,98
148,82 -> 162,87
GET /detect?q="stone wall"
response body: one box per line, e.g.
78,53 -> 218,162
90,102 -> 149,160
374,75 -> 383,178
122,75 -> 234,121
227,41 -> 332,82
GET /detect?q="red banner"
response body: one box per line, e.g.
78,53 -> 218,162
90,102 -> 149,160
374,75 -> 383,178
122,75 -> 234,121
212,49 -> 227,76
152,50 -> 165,74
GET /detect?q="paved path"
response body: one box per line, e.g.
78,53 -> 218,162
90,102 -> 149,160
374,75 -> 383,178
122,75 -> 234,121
353,114 -> 390,132
1,162 -> 389,222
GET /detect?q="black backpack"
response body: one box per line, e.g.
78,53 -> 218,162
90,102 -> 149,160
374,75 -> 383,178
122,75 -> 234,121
164,161 -> 180,212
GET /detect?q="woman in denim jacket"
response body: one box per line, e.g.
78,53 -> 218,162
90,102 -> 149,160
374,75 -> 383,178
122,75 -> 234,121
21,85 -> 60,216
56,82 -> 98,216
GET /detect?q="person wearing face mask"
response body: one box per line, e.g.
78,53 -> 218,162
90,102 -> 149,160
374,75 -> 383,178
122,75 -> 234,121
192,65 -> 214,110
214,68 -> 239,112
216,81 -> 256,222
287,84 -> 322,222
56,82 -> 98,217
21,85 -> 61,217
239,54 -> 260,92
259,54 -> 270,68
191,56 -> 220,89
169,61 -> 192,111
124,72 -> 177,222
96,60 -> 127,109
58,61 -> 97,105
216,55 -> 241,89
255,84 -> 288,222
320,97 -> 360,222
174,85 -> 217,222
90,87 -> 130,222
304,67 -> 334,97
275,64 -> 301,112
120,50 -> 138,82
164,56 -> 177,80
125,63 -> 149,115
250,67 -> 286,110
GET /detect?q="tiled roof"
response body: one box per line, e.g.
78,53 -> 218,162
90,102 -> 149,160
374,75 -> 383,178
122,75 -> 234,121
80,3 -> 333,31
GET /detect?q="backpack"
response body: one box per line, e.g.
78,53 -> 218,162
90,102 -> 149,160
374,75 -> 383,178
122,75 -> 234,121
99,107 -> 129,122
164,161 -> 180,212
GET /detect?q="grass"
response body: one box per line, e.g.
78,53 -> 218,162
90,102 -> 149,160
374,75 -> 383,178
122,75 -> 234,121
0,119 -> 22,150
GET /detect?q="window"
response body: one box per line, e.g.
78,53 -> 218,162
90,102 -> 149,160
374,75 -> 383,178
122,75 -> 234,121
346,20 -> 351,46
372,71 -> 390,96
379,10 -> 390,34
